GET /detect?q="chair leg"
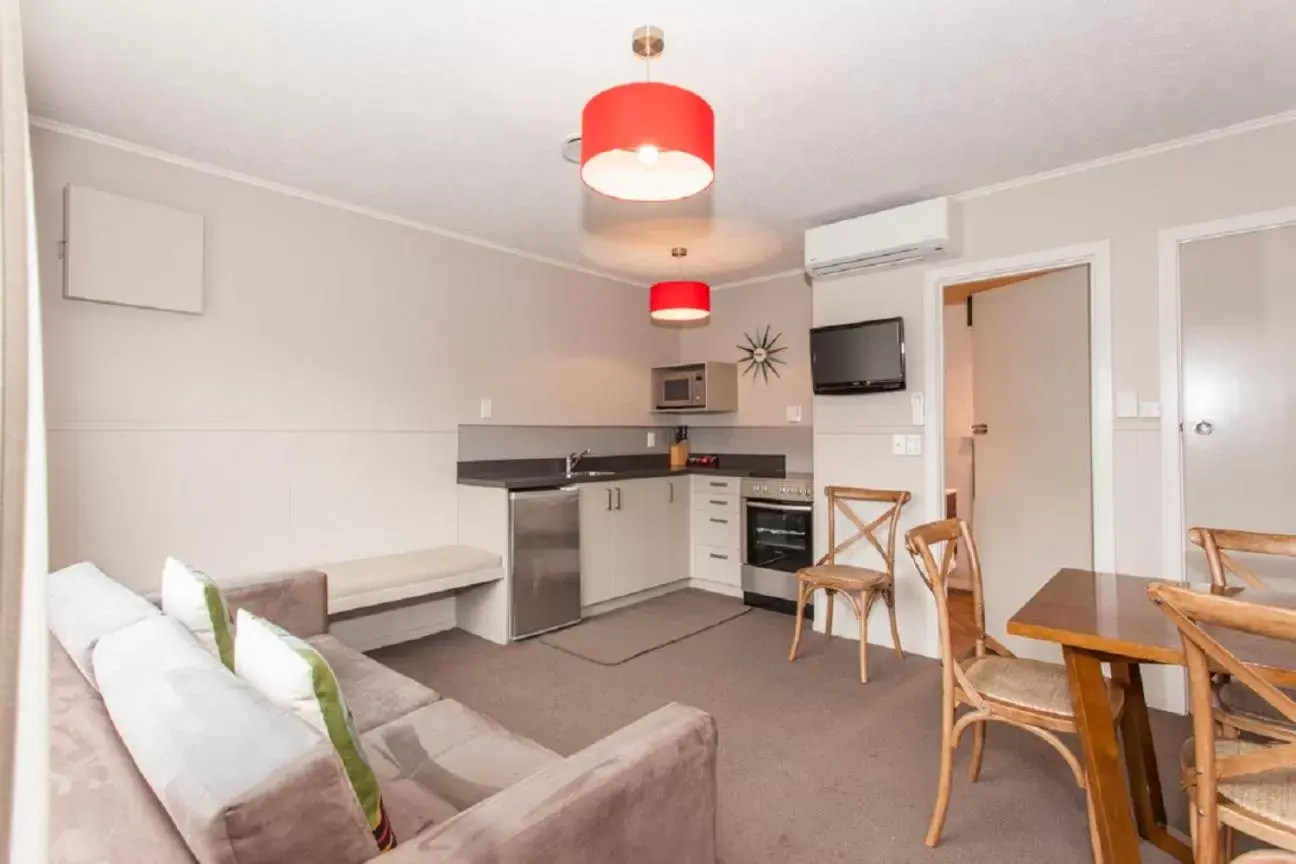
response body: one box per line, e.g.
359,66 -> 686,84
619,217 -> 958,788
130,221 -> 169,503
968,721 -> 986,783
824,588 -> 835,639
884,584 -> 903,659
1085,785 -> 1105,864
788,583 -> 809,662
858,590 -> 870,684
926,707 -> 956,847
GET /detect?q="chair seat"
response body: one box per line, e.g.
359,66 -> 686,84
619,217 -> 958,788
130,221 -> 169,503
1219,678 -> 1296,734
797,564 -> 889,591
1204,739 -> 1296,832
962,655 -> 1124,719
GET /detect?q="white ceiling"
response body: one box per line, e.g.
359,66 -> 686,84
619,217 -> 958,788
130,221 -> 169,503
22,1 -> 1296,286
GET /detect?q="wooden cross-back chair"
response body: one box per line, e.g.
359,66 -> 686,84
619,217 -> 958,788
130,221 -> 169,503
788,486 -> 909,684
905,517 -> 1122,861
1148,582 -> 1296,864
1190,527 -> 1296,742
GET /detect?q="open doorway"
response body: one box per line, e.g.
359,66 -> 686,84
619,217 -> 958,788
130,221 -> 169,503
941,266 -> 1094,660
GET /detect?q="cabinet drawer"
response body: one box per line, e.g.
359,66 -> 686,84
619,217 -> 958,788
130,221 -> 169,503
694,545 -> 741,586
692,492 -> 739,519
693,511 -> 739,549
694,476 -> 740,496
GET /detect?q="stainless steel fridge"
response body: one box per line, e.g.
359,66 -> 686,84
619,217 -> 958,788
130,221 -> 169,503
509,486 -> 582,639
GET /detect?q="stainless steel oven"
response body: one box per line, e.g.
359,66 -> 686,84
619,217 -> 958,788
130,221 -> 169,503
741,476 -> 814,616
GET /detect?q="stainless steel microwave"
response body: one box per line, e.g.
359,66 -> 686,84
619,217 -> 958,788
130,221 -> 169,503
651,362 -> 738,413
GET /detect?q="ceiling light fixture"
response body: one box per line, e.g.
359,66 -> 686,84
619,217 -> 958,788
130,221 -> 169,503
581,26 -> 715,203
650,247 -> 710,322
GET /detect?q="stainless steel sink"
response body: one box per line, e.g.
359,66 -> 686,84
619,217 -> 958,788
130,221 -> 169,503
565,470 -> 616,478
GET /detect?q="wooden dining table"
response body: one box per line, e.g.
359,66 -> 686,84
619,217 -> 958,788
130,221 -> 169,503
1007,568 -> 1296,864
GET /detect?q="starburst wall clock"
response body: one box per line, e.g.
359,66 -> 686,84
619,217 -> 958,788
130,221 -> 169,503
738,326 -> 787,383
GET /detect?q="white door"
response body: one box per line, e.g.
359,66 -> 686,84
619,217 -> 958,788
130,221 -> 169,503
970,266 -> 1092,660
665,478 -> 691,586
1180,225 -> 1296,585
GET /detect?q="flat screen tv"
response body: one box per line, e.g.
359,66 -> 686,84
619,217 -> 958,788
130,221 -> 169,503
810,317 -> 906,395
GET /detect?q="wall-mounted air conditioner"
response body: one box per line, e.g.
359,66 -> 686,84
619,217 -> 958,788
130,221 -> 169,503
804,197 -> 957,279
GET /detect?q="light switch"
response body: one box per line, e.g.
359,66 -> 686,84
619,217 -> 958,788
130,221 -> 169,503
479,397 -> 493,420
646,431 -> 656,448
1116,390 -> 1138,419
911,393 -> 925,426
786,405 -> 803,424
891,434 -> 907,456
905,434 -> 923,456
1138,401 -> 1161,419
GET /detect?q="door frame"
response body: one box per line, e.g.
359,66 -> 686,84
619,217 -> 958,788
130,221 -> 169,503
921,241 -> 1116,571
1158,206 -> 1296,584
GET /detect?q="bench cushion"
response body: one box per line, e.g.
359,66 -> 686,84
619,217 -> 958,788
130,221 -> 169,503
362,699 -> 561,840
322,546 -> 502,614
307,634 -> 439,733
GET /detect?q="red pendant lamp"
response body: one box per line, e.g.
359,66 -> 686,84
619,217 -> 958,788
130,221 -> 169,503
650,248 -> 710,322
581,26 -> 714,203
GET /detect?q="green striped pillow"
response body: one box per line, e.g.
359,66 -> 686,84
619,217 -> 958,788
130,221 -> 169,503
161,557 -> 235,670
234,609 -> 395,852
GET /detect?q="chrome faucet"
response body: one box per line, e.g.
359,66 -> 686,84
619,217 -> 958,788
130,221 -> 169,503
565,448 -> 591,475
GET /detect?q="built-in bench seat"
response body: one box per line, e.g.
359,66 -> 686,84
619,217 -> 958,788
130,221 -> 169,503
320,545 -> 503,614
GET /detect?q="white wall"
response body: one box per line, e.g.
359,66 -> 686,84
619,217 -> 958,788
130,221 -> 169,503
36,127 -> 678,591
679,273 -> 813,428
812,117 -> 1296,708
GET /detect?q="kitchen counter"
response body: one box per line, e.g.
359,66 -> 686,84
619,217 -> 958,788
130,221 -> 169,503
457,454 -> 791,491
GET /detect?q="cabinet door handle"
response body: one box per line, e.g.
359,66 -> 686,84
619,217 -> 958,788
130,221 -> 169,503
709,552 -> 730,560
615,487 -> 623,510
669,481 -> 674,503
709,481 -> 728,488
709,499 -> 726,506
709,518 -> 728,524
605,488 -> 612,511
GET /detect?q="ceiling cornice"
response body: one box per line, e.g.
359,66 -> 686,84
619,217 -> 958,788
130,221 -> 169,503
30,116 -> 648,288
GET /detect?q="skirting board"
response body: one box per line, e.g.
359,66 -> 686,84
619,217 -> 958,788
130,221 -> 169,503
687,578 -> 743,599
328,596 -> 457,652
582,580 -> 690,618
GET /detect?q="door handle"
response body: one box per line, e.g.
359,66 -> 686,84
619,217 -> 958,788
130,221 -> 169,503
615,487 -> 623,510
709,518 -> 728,524
709,552 -> 729,560
709,481 -> 728,488
669,481 -> 674,503
606,488 -> 612,511
1194,420 -> 1215,436
971,423 -> 988,435
709,499 -> 726,506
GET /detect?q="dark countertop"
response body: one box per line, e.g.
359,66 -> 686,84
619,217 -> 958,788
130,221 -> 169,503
456,453 -> 790,491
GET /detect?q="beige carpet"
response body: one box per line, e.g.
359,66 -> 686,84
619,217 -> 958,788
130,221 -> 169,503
374,606 -> 1190,864
539,588 -> 750,664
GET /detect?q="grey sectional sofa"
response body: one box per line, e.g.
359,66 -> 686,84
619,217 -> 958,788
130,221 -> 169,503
49,567 -> 718,864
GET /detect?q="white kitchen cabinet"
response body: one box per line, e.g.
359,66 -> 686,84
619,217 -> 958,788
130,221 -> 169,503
690,476 -> 743,594
664,478 -> 691,586
579,482 -> 622,605
579,477 -> 675,607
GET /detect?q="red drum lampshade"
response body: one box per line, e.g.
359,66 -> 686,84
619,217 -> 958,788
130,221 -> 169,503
649,280 -> 711,321
581,82 -> 715,202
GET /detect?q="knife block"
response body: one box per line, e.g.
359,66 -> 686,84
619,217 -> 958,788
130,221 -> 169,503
669,441 -> 690,468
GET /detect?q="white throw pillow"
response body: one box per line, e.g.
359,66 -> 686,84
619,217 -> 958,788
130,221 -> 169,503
234,608 -> 396,852
160,557 -> 235,670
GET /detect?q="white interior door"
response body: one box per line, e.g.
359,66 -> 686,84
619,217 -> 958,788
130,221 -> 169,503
1180,225 -> 1296,585
970,267 -> 1092,661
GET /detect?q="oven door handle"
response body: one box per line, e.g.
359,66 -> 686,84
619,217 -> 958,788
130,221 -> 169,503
746,501 -> 812,513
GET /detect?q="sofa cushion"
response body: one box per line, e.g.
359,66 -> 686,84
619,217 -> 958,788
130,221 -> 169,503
48,561 -> 161,689
94,615 -> 376,864
49,638 -> 193,864
307,633 -> 439,733
235,610 -> 395,852
362,699 -> 561,839
162,557 -> 235,669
